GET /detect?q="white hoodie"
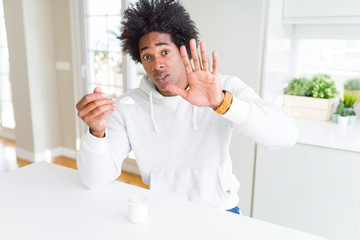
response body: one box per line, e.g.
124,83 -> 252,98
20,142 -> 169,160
77,74 -> 297,210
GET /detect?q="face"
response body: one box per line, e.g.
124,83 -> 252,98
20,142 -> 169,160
139,32 -> 187,96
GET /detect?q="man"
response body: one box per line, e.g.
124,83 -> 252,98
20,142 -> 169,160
76,0 -> 297,215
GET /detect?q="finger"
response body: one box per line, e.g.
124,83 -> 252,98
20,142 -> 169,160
190,39 -> 201,71
102,108 -> 115,118
200,41 -> 209,71
76,92 -> 107,110
83,103 -> 115,124
212,51 -> 218,75
93,86 -> 102,93
78,98 -> 115,119
166,84 -> 188,100
180,46 -> 193,75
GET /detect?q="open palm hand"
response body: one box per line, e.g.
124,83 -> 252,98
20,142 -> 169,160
166,39 -> 224,109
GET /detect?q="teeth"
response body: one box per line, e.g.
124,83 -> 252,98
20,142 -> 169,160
158,75 -> 166,79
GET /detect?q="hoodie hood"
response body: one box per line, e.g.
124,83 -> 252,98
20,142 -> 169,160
139,74 -> 166,99
138,74 -> 198,133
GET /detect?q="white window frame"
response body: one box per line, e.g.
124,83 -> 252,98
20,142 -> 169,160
71,0 -> 140,149
0,0 -> 15,140
291,24 -> 360,94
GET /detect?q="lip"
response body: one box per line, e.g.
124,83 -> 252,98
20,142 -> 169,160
155,74 -> 169,83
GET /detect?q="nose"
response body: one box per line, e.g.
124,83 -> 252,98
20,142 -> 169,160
152,55 -> 164,71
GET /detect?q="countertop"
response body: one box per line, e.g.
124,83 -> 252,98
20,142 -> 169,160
295,118 -> 360,152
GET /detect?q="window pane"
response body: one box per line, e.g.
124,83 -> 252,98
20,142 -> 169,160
86,16 -> 108,51
90,50 -> 110,86
0,0 -> 15,130
0,75 -> 15,129
107,51 -> 122,90
297,39 -> 360,77
107,16 -> 121,52
0,75 -> 12,101
89,50 -> 123,95
85,0 -> 124,97
296,39 -> 360,93
135,62 -> 145,88
297,39 -> 360,72
297,40 -> 322,72
0,47 -> 9,74
86,0 -> 107,15
0,0 -> 3,17
1,101 -> 15,129
106,0 -> 121,15
0,19 -> 7,47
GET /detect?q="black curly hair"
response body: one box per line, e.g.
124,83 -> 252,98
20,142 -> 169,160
119,0 -> 199,63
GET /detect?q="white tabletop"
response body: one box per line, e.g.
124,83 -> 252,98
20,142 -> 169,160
0,162 -> 329,240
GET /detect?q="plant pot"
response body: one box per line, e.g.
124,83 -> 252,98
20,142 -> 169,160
345,107 -> 355,112
332,113 -> 339,123
348,115 -> 357,125
338,116 -> 349,126
283,95 -> 334,121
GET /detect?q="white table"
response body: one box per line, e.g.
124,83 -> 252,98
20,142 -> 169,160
0,162 -> 329,240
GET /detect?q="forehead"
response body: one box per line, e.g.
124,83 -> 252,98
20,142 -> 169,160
139,32 -> 176,51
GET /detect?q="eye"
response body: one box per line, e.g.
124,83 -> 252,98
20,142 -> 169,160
142,55 -> 151,60
162,50 -> 170,55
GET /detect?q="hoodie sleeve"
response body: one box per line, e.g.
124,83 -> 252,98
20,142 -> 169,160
76,106 -> 131,189
220,75 -> 298,149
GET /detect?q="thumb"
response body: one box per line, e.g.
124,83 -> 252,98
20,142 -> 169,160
93,86 -> 102,93
166,84 -> 187,99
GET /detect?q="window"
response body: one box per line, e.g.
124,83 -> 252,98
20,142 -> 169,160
75,0 -> 143,150
83,0 -> 143,98
293,25 -> 360,92
0,0 -> 15,130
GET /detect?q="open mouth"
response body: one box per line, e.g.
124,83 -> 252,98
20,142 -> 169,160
156,74 -> 169,83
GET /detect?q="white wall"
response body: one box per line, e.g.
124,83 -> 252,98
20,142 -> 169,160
22,0 -> 61,153
52,0 -> 77,151
3,0 -> 77,161
182,0 -> 269,216
262,0 -> 294,104
3,0 -> 34,152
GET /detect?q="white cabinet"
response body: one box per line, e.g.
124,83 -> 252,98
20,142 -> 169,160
253,144 -> 360,240
283,0 -> 360,24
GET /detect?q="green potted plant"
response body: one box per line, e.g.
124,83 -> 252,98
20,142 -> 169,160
343,92 -> 357,110
332,93 -> 358,124
344,78 -> 360,103
283,74 -> 338,121
310,74 -> 338,99
285,78 -> 312,96
347,110 -> 357,125
336,102 -> 349,126
343,92 -> 357,124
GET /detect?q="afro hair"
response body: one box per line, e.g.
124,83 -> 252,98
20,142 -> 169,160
119,0 -> 199,63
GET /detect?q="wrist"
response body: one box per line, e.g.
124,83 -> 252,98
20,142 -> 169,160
212,91 -> 225,110
90,129 -> 106,138
213,90 -> 233,115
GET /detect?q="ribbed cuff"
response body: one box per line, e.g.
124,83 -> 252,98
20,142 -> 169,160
83,129 -> 108,154
222,97 -> 250,125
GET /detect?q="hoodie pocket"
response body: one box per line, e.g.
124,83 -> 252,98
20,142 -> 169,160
149,165 -> 229,205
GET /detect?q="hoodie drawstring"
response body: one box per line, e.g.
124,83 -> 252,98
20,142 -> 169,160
149,88 -> 198,133
149,89 -> 160,133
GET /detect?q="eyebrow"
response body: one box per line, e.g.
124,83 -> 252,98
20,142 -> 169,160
140,42 -> 171,52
